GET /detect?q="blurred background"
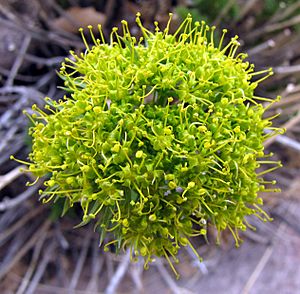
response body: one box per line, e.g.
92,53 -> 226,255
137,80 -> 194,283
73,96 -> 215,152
1,1 -> 300,293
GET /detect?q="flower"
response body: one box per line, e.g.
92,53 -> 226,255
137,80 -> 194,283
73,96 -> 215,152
24,13 -> 282,277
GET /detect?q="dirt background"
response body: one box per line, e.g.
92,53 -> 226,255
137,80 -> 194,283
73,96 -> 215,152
1,1 -> 300,293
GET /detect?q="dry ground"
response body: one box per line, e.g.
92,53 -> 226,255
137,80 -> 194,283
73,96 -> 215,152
1,1 -> 300,293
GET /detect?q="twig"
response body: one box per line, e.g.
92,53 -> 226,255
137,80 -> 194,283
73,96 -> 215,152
281,83 -> 300,96
5,34 -> 31,87
247,217 -> 285,241
25,241 -> 56,294
105,253 -> 114,283
247,39 -> 275,56
0,96 -> 28,127
33,71 -> 56,90
270,95 -> 300,109
213,0 -> 236,27
0,180 -> 43,211
0,4 -> 19,22
241,229 -> 270,245
274,103 -> 299,118
0,206 -> 44,245
54,223 -> 70,250
0,124 -> 18,142
16,231 -> 48,294
269,133 -> 300,151
0,86 -> 44,104
274,64 -> 300,75
51,1 -> 81,28
264,110 -> 300,147
0,165 -> 25,190
0,219 -> 51,280
0,202 -> 26,231
105,249 -> 130,294
34,283 -> 101,294
0,118 -> 23,152
0,17 -> 83,48
273,211 -> 300,237
242,190 -> 300,294
0,93 -> 19,102
0,139 -> 23,166
155,258 -> 182,294
69,232 -> 92,290
234,0 -> 259,23
86,241 -> 104,292
130,260 -> 144,292
1,227 -> 30,267
0,66 -> 40,82
184,246 -> 208,275
104,0 -> 116,28
24,54 -> 65,66
272,197 -> 300,236
241,246 -> 274,294
246,14 -> 300,41
269,1 -> 300,24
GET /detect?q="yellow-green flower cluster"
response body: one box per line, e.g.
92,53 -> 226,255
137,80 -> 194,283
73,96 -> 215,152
24,13 -> 282,276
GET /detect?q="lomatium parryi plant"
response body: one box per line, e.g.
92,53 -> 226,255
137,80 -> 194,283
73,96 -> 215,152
14,13 -> 283,277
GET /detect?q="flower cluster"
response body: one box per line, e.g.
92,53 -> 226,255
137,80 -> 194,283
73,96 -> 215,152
21,13 -> 282,276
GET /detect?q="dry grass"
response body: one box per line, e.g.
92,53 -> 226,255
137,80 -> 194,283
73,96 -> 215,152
1,1 -> 300,293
